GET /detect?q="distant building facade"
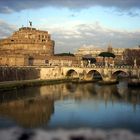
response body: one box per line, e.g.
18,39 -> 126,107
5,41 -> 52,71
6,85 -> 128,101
74,44 -> 126,64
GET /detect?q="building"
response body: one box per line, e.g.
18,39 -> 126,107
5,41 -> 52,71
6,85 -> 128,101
0,27 -> 55,66
74,45 -> 105,63
74,44 -> 127,64
107,45 -> 126,64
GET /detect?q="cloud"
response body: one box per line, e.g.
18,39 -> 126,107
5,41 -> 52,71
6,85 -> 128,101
0,20 -> 139,53
47,23 -> 140,53
0,0 -> 140,13
0,20 -> 17,38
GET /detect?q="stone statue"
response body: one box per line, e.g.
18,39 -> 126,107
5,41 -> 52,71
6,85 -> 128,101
134,59 -> 137,68
81,60 -> 84,67
105,58 -> 108,67
88,60 -> 91,67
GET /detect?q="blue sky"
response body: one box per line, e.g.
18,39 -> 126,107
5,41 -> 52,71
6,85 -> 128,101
0,0 -> 140,53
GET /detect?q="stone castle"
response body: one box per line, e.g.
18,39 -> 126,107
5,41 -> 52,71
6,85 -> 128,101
0,27 -> 55,66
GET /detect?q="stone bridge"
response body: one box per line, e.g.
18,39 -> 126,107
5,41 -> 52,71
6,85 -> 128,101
40,65 -> 140,82
0,65 -> 139,83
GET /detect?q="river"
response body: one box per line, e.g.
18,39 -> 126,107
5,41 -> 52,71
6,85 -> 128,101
0,80 -> 140,133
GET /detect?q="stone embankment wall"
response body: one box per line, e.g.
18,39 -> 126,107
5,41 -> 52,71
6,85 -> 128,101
0,67 -> 40,82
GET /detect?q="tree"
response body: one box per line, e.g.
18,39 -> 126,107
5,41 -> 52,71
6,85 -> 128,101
54,53 -> 74,56
82,55 -> 96,66
82,57 -> 96,64
98,52 -> 115,58
82,55 -> 96,64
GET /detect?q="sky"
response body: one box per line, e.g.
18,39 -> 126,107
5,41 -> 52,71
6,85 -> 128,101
0,0 -> 140,53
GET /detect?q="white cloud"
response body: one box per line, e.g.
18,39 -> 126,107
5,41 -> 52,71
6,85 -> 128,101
47,23 -> 140,53
0,20 -> 139,53
0,20 -> 17,38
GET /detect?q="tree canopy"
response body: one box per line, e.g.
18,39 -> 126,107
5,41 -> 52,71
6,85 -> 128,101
54,53 -> 74,56
82,55 -> 96,63
98,52 -> 115,58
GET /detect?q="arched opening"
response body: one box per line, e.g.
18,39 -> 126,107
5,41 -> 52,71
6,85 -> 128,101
66,69 -> 78,78
28,57 -> 34,66
86,70 -> 102,80
112,70 -> 129,80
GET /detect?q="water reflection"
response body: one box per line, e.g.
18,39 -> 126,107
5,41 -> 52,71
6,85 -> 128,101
38,82 -> 140,106
0,89 -> 54,128
0,80 -> 140,130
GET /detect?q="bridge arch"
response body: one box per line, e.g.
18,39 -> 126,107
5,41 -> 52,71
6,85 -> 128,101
112,70 -> 129,79
66,69 -> 79,78
86,70 -> 102,80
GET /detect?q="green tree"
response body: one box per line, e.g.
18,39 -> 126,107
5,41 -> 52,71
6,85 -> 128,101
82,57 -> 96,63
54,53 -> 74,56
98,52 -> 115,58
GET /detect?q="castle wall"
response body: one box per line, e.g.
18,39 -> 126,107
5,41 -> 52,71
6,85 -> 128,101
0,67 -> 40,82
0,55 -> 27,66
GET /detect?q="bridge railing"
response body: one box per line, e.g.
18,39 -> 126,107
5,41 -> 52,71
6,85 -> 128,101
63,64 -> 138,69
0,64 -> 139,69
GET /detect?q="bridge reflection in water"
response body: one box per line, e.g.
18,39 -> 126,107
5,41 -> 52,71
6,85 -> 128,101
0,80 -> 140,131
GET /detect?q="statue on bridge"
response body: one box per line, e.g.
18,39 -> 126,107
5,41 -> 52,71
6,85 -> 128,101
105,58 -> 108,68
88,60 -> 91,67
80,60 -> 84,67
134,59 -> 137,68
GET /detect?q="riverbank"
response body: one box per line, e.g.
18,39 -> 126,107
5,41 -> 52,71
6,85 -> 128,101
98,80 -> 119,85
0,78 -> 74,91
72,79 -> 99,84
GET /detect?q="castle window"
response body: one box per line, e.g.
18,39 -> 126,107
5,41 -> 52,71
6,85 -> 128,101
45,60 -> 49,64
11,40 -> 14,42
42,39 -> 46,42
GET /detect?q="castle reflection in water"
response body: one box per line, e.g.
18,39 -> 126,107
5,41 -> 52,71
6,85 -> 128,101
0,80 -> 140,129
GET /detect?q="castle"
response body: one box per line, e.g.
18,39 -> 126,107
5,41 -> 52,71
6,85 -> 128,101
0,27 -> 55,66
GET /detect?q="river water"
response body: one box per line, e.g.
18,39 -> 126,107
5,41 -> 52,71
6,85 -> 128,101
0,80 -> 140,133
